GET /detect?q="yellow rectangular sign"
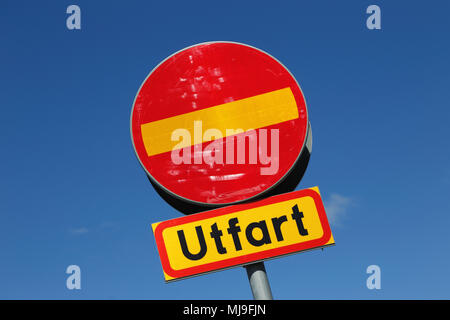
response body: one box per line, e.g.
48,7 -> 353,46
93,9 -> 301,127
152,187 -> 334,282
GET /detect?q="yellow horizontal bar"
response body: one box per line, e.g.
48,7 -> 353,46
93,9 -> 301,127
141,87 -> 299,156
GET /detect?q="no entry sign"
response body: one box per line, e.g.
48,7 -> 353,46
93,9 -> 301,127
131,42 -> 310,212
152,187 -> 334,282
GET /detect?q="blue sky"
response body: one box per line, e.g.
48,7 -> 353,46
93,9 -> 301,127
1,0 -> 449,299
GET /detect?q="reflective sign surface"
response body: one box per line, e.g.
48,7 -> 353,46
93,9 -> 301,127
152,187 -> 334,282
131,42 -> 309,205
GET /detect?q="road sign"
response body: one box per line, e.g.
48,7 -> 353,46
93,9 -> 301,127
131,42 -> 310,212
152,187 -> 334,282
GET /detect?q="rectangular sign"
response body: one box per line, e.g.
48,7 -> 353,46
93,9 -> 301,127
151,187 -> 335,282
140,87 -> 298,156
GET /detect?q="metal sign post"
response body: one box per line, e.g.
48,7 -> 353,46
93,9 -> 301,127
245,262 -> 273,300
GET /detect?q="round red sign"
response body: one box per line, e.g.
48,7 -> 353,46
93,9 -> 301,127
131,42 -> 310,213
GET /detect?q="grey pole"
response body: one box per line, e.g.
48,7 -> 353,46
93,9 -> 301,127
245,262 -> 273,300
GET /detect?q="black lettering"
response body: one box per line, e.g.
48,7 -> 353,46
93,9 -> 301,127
210,223 -> 227,254
227,218 -> 242,251
177,226 -> 207,260
245,220 -> 271,246
291,204 -> 308,236
271,215 -> 288,241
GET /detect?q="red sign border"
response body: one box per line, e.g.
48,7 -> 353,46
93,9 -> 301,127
153,188 -> 332,281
